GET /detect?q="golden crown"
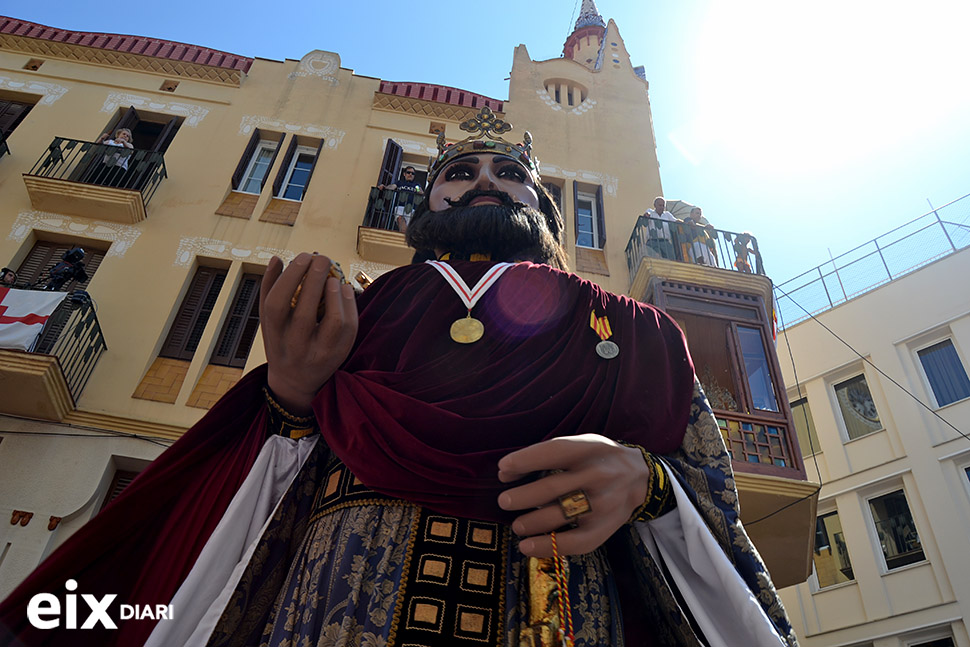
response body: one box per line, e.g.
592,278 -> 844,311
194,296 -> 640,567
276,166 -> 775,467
426,106 -> 539,188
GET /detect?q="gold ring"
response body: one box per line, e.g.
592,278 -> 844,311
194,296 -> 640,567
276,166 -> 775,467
558,490 -> 592,520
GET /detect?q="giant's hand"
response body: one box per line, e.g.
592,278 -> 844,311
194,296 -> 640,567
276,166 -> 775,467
497,434 -> 649,557
260,254 -> 358,415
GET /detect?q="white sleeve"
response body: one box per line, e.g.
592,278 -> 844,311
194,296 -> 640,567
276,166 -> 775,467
635,463 -> 787,647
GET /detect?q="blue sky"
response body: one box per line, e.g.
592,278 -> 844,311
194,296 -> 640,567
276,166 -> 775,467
11,0 -> 969,285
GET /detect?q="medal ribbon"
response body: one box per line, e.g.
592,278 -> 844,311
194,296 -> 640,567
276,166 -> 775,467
589,312 -> 612,340
427,260 -> 514,311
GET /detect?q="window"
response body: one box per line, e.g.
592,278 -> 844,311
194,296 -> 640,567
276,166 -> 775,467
232,129 -> 283,194
160,266 -> 227,361
273,138 -> 324,201
542,181 -> 563,214
868,489 -> 924,570
210,273 -> 261,368
791,397 -> 820,456
737,326 -> 779,412
14,240 -> 105,292
813,511 -> 853,587
573,184 -> 605,249
834,374 -> 881,440
98,470 -> 139,513
918,339 -> 970,407
104,106 -> 181,153
911,639 -> 954,647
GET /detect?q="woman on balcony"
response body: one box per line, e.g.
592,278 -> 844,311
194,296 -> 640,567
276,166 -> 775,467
93,127 -> 134,187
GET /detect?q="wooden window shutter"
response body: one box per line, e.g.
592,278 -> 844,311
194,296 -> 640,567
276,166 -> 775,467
572,181 -> 580,237
160,266 -> 227,361
377,139 -> 403,186
542,182 -> 562,213
210,273 -> 261,368
302,139 -> 326,200
98,470 -> 140,513
114,106 -> 139,134
15,241 -> 104,291
272,135 -> 299,197
0,100 -> 33,137
595,185 -> 606,249
259,132 -> 285,192
151,116 -> 179,153
231,129 -> 261,190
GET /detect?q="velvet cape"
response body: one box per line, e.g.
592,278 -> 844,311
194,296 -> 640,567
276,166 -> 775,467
0,260 -> 694,646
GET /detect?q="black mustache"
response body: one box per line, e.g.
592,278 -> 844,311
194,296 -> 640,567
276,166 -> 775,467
444,189 -> 518,208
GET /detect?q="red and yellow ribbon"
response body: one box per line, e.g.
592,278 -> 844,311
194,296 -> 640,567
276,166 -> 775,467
589,312 -> 612,341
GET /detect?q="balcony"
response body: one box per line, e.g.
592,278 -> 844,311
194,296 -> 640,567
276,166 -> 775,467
23,137 -> 167,224
0,291 -> 107,421
626,216 -> 774,307
357,187 -> 424,266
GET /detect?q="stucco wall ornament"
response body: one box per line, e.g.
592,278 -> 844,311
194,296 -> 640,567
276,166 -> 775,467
100,92 -> 210,127
381,136 -> 436,157
0,75 -> 68,105
349,261 -> 394,286
289,50 -> 340,85
541,164 -> 618,197
7,211 -> 142,257
174,237 -> 294,268
536,88 -> 596,116
238,116 -> 346,150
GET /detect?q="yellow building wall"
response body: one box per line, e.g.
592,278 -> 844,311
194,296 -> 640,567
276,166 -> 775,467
0,18 -> 664,595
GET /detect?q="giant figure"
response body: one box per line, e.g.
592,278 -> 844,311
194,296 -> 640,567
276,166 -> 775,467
0,108 -> 797,647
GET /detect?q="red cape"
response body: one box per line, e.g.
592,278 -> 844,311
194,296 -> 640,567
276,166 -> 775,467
0,261 -> 694,646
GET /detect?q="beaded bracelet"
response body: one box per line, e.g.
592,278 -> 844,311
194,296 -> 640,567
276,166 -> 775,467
619,442 -> 676,522
263,386 -> 318,439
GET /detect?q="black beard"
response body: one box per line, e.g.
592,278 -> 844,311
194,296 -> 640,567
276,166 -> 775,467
406,191 -> 561,265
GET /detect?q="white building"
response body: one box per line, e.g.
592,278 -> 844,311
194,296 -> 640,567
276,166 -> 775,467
776,198 -> 970,647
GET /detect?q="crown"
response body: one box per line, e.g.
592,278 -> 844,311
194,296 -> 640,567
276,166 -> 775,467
426,106 -> 540,188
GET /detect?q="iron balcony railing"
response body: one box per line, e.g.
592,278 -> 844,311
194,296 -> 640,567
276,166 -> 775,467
26,137 -> 167,207
775,193 -> 970,330
626,215 -> 765,281
362,186 -> 426,231
32,291 -> 107,404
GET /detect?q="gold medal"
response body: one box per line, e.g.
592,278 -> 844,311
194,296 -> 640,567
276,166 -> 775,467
450,314 -> 484,343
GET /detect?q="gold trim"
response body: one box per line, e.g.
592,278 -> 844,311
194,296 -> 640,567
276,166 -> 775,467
0,34 -> 244,86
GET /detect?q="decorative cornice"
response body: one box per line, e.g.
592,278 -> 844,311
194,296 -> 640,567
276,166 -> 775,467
289,50 -> 340,84
0,32 -> 247,87
373,93 -> 499,124
63,410 -> 186,442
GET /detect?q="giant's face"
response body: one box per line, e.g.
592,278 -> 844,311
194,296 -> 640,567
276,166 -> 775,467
428,153 -> 539,212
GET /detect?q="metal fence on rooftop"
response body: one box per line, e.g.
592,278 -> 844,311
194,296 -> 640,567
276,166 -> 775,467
774,193 -> 970,330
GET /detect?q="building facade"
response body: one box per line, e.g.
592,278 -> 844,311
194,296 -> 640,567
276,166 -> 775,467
776,210 -> 970,647
0,0 -> 816,612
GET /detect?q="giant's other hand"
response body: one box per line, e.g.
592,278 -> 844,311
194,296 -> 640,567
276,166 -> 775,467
260,254 -> 358,415
497,434 -> 649,557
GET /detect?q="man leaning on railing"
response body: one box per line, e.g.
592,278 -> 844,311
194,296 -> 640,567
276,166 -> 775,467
378,166 -> 425,232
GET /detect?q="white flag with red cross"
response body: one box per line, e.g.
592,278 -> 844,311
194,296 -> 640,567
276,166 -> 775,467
0,287 -> 69,352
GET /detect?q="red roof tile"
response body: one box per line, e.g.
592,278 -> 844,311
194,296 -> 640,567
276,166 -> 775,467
379,80 -> 504,112
0,16 -> 253,74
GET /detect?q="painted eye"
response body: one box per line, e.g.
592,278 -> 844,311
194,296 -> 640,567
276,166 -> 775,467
498,165 -> 527,182
444,164 -> 474,181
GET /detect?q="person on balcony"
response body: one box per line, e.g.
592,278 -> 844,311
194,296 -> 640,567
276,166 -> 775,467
683,207 -> 718,267
645,196 -> 680,261
93,127 -> 134,187
0,108 -> 797,647
0,267 -> 17,286
378,166 -> 424,231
